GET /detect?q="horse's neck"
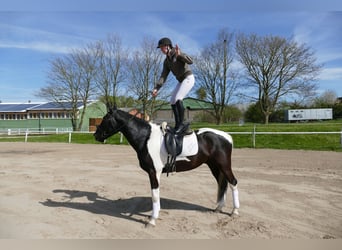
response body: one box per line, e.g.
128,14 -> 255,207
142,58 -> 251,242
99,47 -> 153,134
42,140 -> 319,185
116,111 -> 151,152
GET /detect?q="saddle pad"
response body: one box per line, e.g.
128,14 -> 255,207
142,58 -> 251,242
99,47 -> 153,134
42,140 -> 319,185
161,132 -> 198,159
178,132 -> 198,157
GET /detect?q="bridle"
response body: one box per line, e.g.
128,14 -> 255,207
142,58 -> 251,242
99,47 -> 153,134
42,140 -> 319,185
97,97 -> 156,139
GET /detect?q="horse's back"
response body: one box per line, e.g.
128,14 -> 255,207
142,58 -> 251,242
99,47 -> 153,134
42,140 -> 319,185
197,128 -> 233,146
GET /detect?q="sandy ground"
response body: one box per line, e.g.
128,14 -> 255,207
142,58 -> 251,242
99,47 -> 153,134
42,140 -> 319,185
0,142 -> 341,239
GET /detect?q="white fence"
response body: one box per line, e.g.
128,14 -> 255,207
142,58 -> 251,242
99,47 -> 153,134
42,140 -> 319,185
0,127 -> 125,144
228,131 -> 342,148
1,127 -> 341,148
0,127 -> 73,135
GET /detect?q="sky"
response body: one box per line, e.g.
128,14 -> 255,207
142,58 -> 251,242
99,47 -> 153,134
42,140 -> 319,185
1,0 -> 342,103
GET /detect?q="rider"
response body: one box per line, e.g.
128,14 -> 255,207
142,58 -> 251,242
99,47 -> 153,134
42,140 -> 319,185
152,37 -> 195,135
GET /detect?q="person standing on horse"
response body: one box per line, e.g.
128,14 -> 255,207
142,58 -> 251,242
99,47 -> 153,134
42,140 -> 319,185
152,37 -> 195,135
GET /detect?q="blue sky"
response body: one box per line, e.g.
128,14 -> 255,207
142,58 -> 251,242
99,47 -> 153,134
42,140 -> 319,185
1,0 -> 342,103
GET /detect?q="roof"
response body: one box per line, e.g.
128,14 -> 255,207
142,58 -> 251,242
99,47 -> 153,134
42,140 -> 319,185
28,102 -> 85,110
158,97 -> 214,110
0,103 -> 41,112
0,102 -> 87,112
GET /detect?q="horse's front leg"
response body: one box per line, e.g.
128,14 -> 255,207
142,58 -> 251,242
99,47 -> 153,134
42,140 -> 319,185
148,188 -> 160,227
147,170 -> 162,227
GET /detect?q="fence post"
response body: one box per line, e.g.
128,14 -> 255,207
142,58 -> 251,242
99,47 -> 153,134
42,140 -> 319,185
253,125 -> 256,148
120,132 -> 123,144
25,132 -> 28,143
340,129 -> 342,148
68,132 -> 72,143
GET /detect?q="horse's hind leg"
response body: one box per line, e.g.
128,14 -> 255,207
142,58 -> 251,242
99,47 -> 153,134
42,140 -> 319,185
214,158 -> 240,216
209,165 -> 229,213
215,172 -> 228,212
225,170 -> 239,215
229,183 -> 239,215
212,171 -> 239,216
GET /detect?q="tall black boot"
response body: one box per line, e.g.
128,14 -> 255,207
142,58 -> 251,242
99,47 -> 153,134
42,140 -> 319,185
175,100 -> 192,135
171,104 -> 180,130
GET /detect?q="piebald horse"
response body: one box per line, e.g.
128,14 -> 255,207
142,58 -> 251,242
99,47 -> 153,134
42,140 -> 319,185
94,107 -> 240,227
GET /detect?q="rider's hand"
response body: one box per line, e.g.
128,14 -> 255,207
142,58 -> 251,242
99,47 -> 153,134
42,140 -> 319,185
174,44 -> 180,56
152,88 -> 158,97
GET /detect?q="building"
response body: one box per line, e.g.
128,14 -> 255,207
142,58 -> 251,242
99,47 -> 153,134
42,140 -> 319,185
0,97 -> 214,133
152,97 -> 214,123
0,101 -> 106,132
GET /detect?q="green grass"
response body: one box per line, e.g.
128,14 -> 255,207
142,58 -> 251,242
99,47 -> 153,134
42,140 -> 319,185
0,133 -> 124,144
1,120 -> 341,151
192,120 -> 342,151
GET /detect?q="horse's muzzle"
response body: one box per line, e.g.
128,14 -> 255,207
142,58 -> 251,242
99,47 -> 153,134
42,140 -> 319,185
93,132 -> 105,143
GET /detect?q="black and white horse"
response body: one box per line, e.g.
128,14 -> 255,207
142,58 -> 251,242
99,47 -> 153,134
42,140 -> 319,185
94,108 -> 239,226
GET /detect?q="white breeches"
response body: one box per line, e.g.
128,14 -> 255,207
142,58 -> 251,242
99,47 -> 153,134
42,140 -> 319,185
170,74 -> 195,104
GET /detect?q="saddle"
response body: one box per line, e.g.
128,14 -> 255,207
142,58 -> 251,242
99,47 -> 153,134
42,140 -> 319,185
161,122 -> 193,176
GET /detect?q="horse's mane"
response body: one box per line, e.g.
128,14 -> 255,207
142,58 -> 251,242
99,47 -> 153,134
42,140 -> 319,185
117,109 -> 151,127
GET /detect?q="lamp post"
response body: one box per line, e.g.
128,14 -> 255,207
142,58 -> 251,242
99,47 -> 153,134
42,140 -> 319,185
223,39 -> 227,88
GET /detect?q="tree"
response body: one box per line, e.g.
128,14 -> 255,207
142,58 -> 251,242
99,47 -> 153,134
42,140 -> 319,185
312,90 -> 337,108
36,44 -> 99,131
196,87 -> 207,100
127,37 -> 164,119
332,102 -> 342,119
194,29 -> 239,124
244,102 -> 264,123
94,34 -> 129,110
236,33 -> 321,124
223,105 -> 243,122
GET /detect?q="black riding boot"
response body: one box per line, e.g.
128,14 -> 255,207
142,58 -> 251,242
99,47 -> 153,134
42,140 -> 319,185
171,103 -> 180,130
174,100 -> 192,135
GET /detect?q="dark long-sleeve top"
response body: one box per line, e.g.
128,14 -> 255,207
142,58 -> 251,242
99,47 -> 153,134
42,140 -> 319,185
155,51 -> 193,90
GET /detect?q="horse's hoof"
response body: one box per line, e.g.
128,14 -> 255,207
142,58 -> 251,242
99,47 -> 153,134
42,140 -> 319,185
213,208 -> 222,213
145,217 -> 156,228
145,222 -> 155,228
231,208 -> 239,217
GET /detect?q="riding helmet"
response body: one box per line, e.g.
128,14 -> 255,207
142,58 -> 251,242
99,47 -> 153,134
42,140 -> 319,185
157,37 -> 173,48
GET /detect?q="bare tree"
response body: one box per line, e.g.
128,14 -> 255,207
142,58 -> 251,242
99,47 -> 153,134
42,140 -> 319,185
312,90 -> 338,107
127,36 -> 164,119
194,29 -> 239,124
94,34 -> 128,110
37,44 -> 98,131
236,33 -> 321,124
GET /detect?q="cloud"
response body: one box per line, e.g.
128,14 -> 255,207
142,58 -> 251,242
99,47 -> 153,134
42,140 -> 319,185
319,67 -> 342,81
293,12 -> 342,64
0,23 -> 90,54
115,13 -> 203,54
0,41 -> 73,54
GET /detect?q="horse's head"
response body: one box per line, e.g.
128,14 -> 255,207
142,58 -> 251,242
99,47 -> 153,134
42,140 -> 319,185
94,108 -> 120,143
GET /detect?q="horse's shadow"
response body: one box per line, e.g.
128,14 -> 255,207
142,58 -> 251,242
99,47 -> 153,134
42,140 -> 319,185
40,189 -> 215,225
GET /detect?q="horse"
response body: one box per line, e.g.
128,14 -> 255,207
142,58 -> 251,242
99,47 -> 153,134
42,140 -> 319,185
94,107 -> 240,227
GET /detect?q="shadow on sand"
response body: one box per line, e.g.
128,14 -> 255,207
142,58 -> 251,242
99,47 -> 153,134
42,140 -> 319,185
40,189 -> 218,225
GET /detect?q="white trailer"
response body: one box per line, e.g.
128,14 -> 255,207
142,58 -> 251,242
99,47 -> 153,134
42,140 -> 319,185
285,108 -> 333,121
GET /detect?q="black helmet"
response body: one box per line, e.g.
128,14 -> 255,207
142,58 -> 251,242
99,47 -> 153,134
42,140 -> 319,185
157,37 -> 172,48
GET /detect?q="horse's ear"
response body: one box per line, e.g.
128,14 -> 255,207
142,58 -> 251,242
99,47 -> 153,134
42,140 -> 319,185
107,103 -> 117,114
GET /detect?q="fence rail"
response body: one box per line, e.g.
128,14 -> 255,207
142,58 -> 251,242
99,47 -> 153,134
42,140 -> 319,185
227,131 -> 342,148
0,127 -> 73,135
0,127 -> 341,148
